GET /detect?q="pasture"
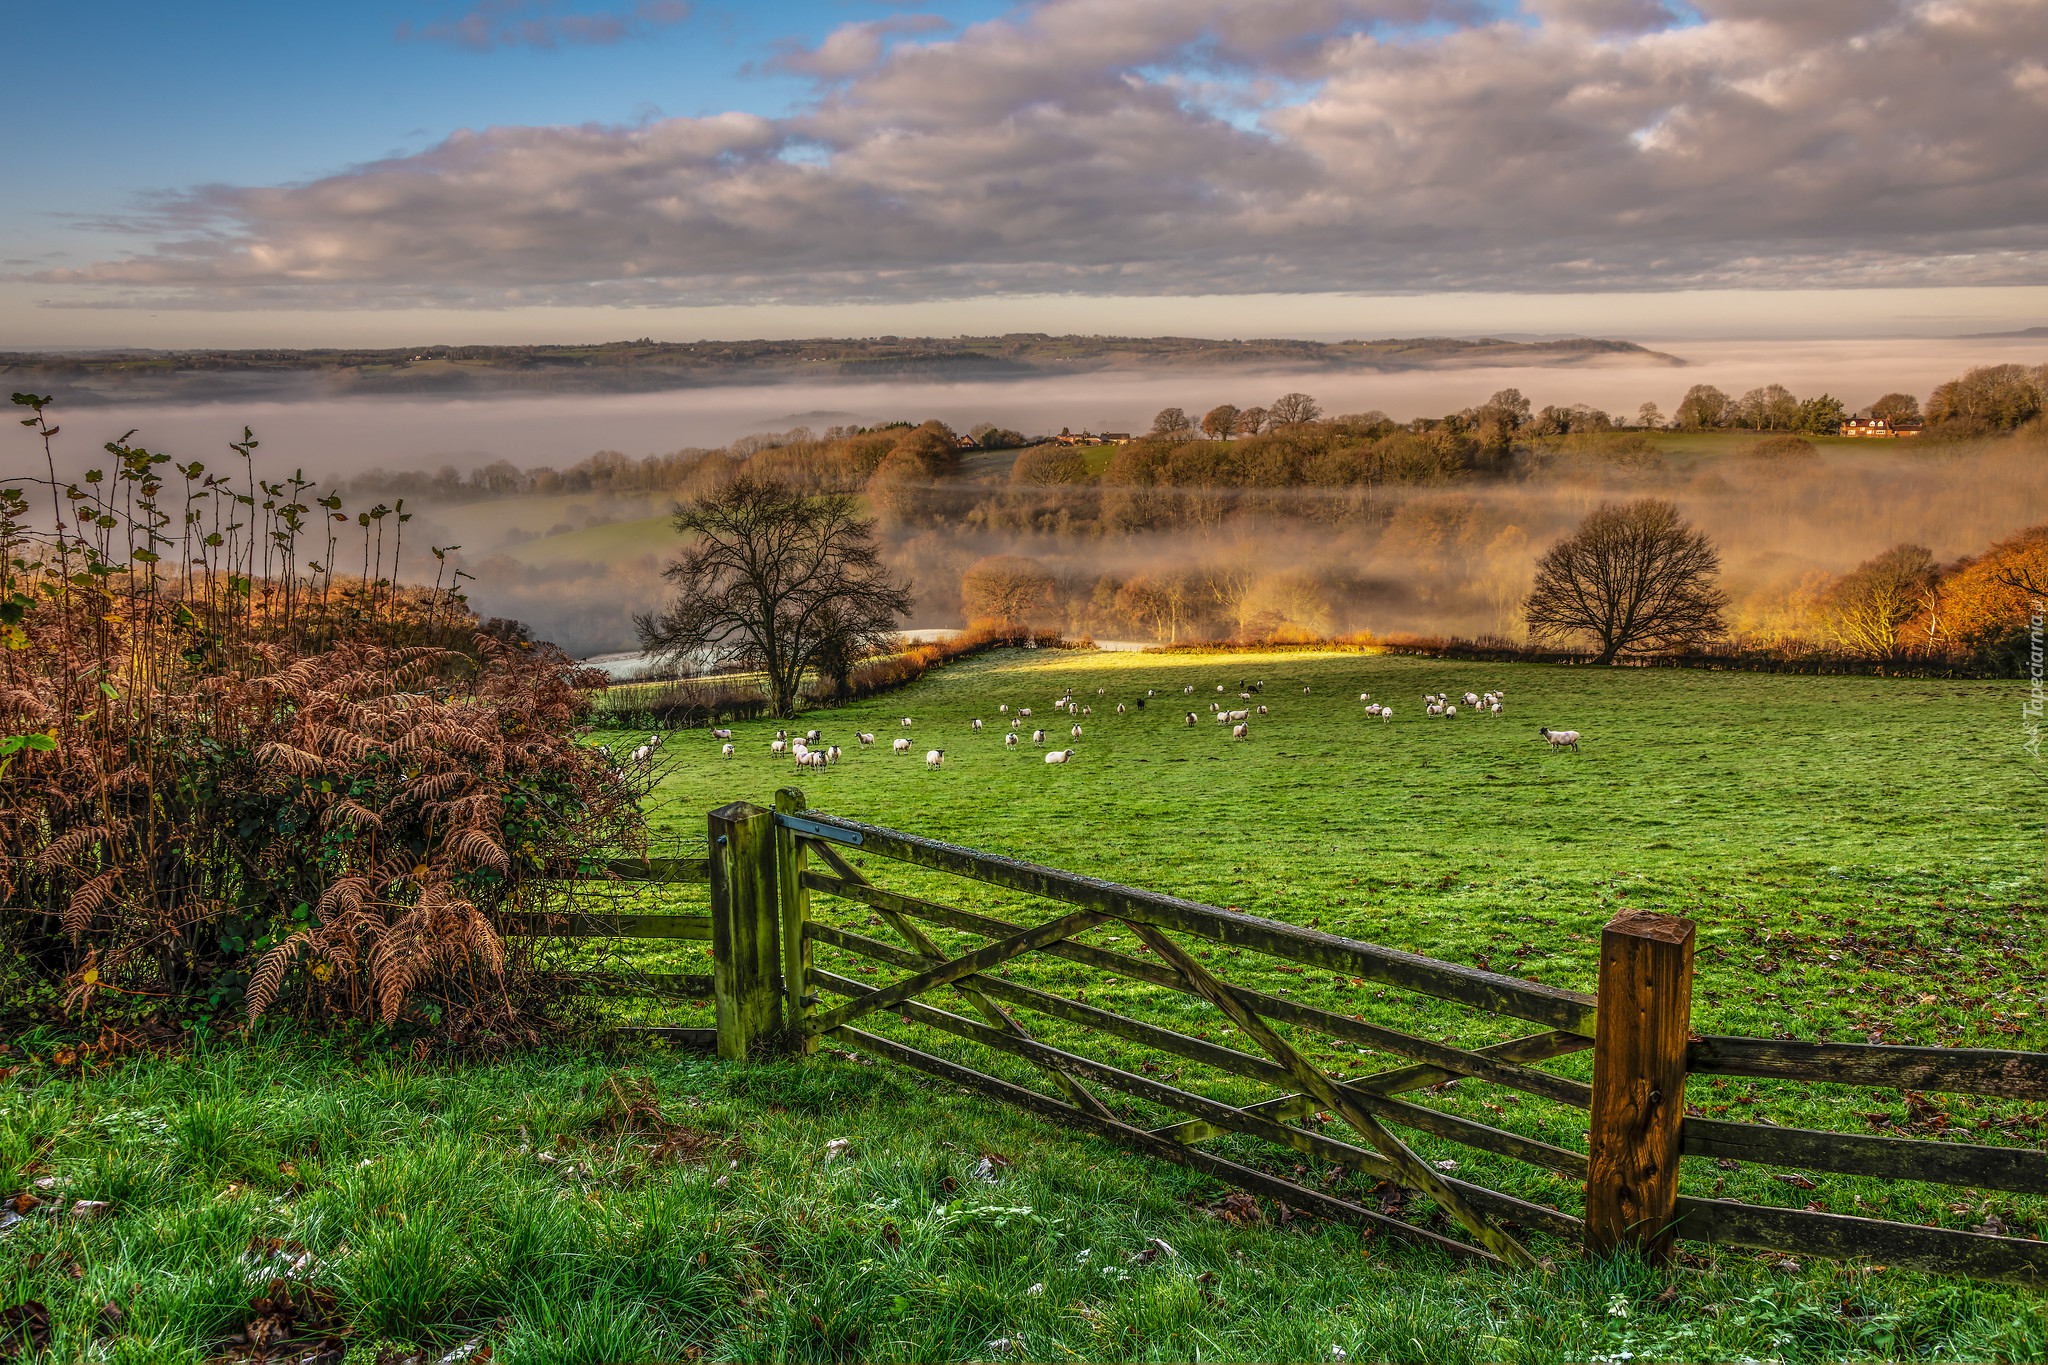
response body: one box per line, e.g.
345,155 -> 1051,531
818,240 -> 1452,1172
6,648 -> 2044,1363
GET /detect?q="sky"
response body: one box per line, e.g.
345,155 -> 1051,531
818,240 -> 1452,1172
6,0 -> 2048,348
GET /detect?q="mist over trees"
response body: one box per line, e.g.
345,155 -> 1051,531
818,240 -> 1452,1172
348,361 -> 2048,667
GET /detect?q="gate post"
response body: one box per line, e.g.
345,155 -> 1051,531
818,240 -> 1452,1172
1587,909 -> 1696,1261
775,787 -> 817,1054
708,800 -> 779,1061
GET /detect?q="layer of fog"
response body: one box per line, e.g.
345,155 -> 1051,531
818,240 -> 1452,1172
22,337 -> 2047,484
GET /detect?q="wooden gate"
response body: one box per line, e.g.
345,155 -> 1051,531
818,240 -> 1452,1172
631,788 -> 2048,1280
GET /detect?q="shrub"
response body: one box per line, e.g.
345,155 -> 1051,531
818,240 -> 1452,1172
1,398 -> 642,1032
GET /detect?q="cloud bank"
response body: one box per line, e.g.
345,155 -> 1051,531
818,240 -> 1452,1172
26,0 -> 2048,308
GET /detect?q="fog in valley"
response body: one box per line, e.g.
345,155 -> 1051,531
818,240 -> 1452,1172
15,336 -> 2047,658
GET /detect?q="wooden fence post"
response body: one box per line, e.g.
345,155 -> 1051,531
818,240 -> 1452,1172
1587,908 -> 1696,1261
775,786 -> 816,1054
708,800 -> 779,1061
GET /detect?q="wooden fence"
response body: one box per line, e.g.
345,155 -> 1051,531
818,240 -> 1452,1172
516,791 -> 2048,1282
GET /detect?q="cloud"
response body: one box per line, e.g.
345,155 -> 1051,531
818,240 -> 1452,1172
25,0 -> 2048,308
397,0 -> 691,53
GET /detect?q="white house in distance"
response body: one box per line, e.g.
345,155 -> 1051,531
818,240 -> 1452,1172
1840,413 -> 1926,437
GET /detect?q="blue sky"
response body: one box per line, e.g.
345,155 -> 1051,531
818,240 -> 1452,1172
6,1 -> 2047,347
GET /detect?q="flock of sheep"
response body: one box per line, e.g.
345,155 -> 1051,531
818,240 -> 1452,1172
667,675 -> 1583,776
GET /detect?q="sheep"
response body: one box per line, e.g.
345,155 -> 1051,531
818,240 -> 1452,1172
1217,684 -> 1225,692
1364,703 -> 1382,716
1005,732 -> 1018,748
791,740 -> 809,757
972,718 -> 984,732
711,728 -> 733,740
1000,704 -> 1008,713
893,737 -> 911,754
1359,692 -> 1371,702
631,744 -> 651,764
901,717 -> 913,728
771,739 -> 788,754
1146,688 -> 1156,696
1135,697 -> 1145,709
1302,685 -> 1310,694
1185,712 -> 1197,726
1444,705 -> 1458,718
776,729 -> 788,740
807,729 -> 822,742
857,732 -> 876,747
721,743 -> 735,758
1070,724 -> 1083,738
1020,707 -> 1033,717
1069,703 -> 1080,715
1490,701 -> 1504,716
1044,748 -> 1076,764
1231,723 -> 1250,740
1379,706 -> 1394,724
1463,693 -> 1479,708
1184,685 -> 1194,694
1116,703 -> 1126,715
1081,706 -> 1091,716
1256,704 -> 1268,716
799,750 -> 828,769
926,749 -> 945,769
1011,718 -> 1021,730
1032,729 -> 1046,746
827,745 -> 842,764
1239,692 -> 1251,700
1539,727 -> 1582,752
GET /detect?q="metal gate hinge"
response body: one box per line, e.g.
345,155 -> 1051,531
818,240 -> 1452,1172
775,812 -> 864,846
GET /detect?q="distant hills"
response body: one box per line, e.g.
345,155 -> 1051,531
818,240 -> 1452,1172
1959,326 -> 2048,338
0,334 -> 1683,406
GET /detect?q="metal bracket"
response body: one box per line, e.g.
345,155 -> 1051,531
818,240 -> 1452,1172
775,812 -> 864,847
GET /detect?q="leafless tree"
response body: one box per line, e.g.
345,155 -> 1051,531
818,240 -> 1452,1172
1269,392 -> 1322,427
1820,544 -> 1939,656
961,554 -> 1057,624
636,474 -> 913,718
1150,407 -> 1195,441
1524,499 -> 1728,663
1234,405 -> 1269,437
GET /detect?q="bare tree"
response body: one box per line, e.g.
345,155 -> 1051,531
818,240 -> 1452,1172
636,474 -> 913,718
961,554 -> 1057,624
1234,405 -> 1269,437
1149,407 -> 1195,441
1524,499 -> 1728,663
1269,392 -> 1322,427
1201,404 -> 1241,440
1821,544 -> 1939,656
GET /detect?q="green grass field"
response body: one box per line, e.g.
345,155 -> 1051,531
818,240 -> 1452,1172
6,648 -> 2044,1362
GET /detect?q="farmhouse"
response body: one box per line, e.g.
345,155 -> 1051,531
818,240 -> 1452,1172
1840,413 -> 1925,437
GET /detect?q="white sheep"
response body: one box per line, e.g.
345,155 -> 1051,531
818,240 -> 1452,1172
1217,684 -> 1225,692
1256,704 -> 1267,716
1359,692 -> 1371,702
1070,724 -> 1083,738
791,741 -> 809,758
806,729 -> 822,742
1231,722 -> 1249,740
1378,706 -> 1394,724
1184,686 -> 1194,694
1005,732 -> 1018,748
1020,707 -> 1033,717
827,745 -> 842,764
1463,693 -> 1479,708
721,743 -> 735,758
901,717 -> 913,728
771,739 -> 788,754
711,728 -> 733,740
1444,705 -> 1458,718
926,749 -> 945,769
1539,727 -> 1582,752
799,750 -> 827,769
1116,703 -> 1126,714
1185,712 -> 1197,726
857,732 -> 876,747
1044,748 -> 1076,764
1000,704 -> 1008,713
776,729 -> 788,740
1033,729 -> 1046,746
972,718 -> 984,732
1365,703 -> 1382,716
893,737 -> 911,754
